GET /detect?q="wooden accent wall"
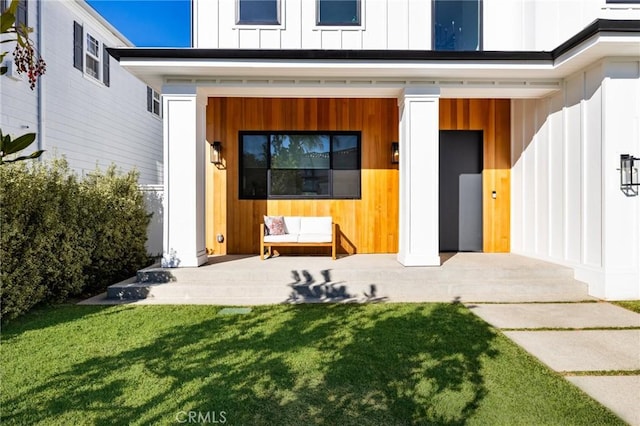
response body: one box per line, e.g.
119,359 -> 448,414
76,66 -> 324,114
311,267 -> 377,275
439,99 -> 511,253
206,98 -> 399,255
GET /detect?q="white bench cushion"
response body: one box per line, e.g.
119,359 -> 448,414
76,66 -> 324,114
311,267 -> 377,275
299,216 -> 332,235
297,233 -> 332,243
264,234 -> 298,243
283,216 -> 301,235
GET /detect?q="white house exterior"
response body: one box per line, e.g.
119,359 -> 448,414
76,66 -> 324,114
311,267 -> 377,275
111,0 -> 640,300
1,0 -> 164,253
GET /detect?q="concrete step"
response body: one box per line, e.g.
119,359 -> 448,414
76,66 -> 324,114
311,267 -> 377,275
107,277 -> 590,304
135,262 -> 576,285
106,254 -> 591,304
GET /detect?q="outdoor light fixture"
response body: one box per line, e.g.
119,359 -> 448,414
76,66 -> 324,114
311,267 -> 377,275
620,154 -> 639,196
209,140 -> 222,166
391,142 -> 399,164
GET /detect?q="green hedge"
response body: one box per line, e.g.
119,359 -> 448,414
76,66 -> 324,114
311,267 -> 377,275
0,159 -> 151,320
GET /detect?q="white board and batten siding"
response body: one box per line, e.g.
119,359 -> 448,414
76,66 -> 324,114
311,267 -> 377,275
511,60 -> 640,299
193,0 -> 640,51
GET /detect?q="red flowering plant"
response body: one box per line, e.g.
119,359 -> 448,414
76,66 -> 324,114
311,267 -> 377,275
0,0 -> 46,164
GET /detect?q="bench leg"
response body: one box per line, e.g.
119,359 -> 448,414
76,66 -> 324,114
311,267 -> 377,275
332,223 -> 338,260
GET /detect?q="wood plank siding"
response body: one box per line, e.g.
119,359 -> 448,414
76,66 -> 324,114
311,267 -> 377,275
206,97 -> 510,256
206,98 -> 399,256
439,99 -> 511,253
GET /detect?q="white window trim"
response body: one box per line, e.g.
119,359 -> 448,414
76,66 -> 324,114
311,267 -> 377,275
148,87 -> 162,118
314,0 -> 364,29
84,32 -> 102,82
234,0 -> 285,29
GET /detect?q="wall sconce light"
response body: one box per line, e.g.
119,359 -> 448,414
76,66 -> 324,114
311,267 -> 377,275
209,140 -> 222,166
620,154 -> 639,196
391,142 -> 399,164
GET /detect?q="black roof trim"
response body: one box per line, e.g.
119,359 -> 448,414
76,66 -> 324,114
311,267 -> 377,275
108,19 -> 640,63
108,47 -> 552,62
553,19 -> 640,58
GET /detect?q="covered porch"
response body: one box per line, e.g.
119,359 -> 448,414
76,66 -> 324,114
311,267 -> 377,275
110,21 -> 640,299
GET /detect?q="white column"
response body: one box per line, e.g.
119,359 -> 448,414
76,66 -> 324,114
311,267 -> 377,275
397,88 -> 441,266
161,85 -> 208,267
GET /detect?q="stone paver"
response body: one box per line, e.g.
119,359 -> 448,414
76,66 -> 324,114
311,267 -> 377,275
470,302 -> 640,425
503,329 -> 640,372
567,376 -> 640,426
469,303 -> 640,329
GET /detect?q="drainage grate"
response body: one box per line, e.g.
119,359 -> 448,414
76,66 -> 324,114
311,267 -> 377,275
217,307 -> 252,315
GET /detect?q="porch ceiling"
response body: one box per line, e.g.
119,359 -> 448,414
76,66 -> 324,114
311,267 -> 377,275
111,19 -> 640,99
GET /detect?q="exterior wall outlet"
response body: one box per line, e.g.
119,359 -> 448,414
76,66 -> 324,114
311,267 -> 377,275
3,60 -> 22,81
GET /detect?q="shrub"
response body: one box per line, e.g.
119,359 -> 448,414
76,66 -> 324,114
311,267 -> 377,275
80,166 -> 150,293
0,159 -> 151,320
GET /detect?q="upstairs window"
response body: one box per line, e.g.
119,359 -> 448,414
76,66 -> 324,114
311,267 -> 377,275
73,22 -> 110,86
1,0 -> 27,29
85,34 -> 100,79
147,86 -> 161,117
16,0 -> 27,28
237,0 -> 280,25
433,0 -> 481,51
240,131 -> 361,199
317,0 -> 361,26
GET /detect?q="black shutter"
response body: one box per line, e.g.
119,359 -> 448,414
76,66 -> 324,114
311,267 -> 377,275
1,1 -> 7,13
73,21 -> 83,71
102,44 -> 110,86
16,0 -> 27,28
146,87 -> 153,112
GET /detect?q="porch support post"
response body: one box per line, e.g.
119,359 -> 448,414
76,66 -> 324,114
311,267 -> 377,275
397,88 -> 441,266
161,85 -> 207,267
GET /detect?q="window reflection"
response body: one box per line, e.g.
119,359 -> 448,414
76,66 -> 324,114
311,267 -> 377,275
434,0 -> 481,51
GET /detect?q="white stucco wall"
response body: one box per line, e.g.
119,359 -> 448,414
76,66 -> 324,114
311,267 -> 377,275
194,0 -> 640,51
1,0 -> 163,185
511,60 -> 640,299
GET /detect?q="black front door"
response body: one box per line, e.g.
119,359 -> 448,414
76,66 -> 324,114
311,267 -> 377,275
439,130 -> 483,252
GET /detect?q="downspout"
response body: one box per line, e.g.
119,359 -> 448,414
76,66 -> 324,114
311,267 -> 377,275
36,0 -> 45,156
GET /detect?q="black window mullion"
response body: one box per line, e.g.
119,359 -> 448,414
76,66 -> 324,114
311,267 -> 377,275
266,133 -> 272,197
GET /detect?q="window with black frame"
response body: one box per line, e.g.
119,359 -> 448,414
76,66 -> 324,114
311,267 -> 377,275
240,132 -> 361,199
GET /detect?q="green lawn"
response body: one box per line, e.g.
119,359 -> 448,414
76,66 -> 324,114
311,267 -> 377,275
614,300 -> 640,313
1,303 -> 623,425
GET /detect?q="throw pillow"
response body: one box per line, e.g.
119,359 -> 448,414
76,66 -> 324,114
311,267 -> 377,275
264,215 -> 286,235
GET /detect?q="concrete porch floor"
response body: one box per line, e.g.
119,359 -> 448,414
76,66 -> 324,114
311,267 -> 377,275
86,252 -> 594,305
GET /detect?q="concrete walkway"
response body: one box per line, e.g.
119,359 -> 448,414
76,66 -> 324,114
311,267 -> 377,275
469,302 -> 640,426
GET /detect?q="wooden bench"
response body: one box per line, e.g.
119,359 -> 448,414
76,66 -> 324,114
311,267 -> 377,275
260,216 -> 337,260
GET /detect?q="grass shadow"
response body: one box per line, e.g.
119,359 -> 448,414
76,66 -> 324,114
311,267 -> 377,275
2,303 -> 623,425
1,303 -> 498,425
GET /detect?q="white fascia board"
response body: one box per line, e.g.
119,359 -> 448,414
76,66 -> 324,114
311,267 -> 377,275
553,33 -> 640,77
118,58 -> 555,81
